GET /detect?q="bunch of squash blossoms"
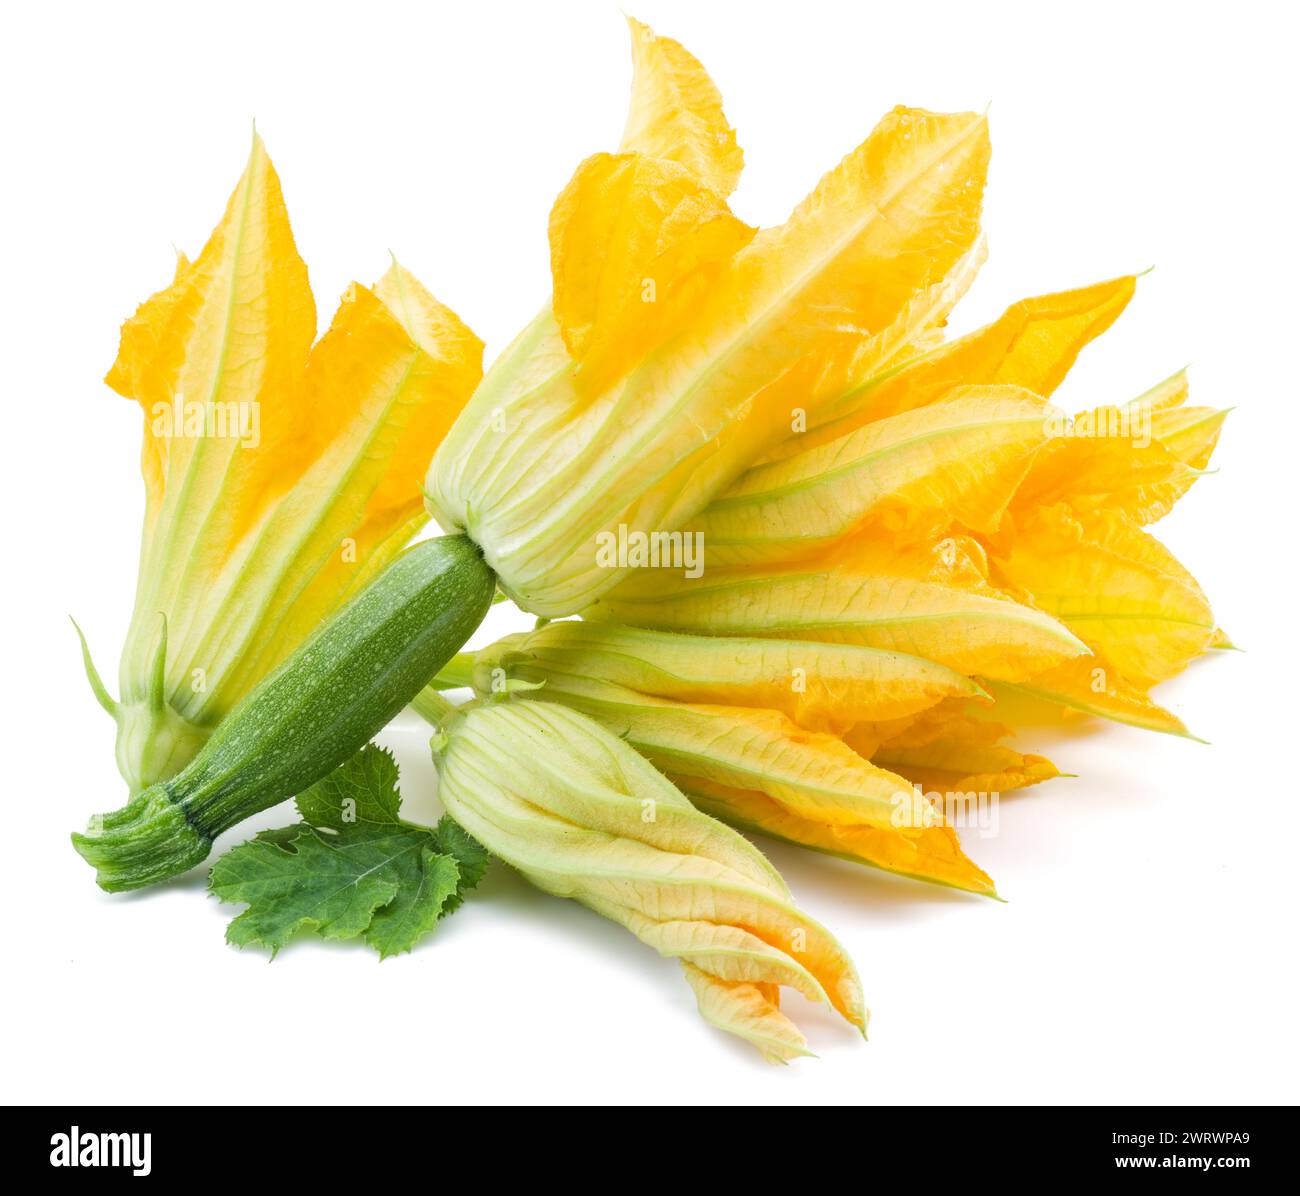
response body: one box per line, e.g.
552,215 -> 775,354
80,19 -> 1226,1061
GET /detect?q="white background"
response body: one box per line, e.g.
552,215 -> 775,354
2,0 -> 1297,1106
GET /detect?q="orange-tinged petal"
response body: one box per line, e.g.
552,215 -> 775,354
1015,371 -> 1225,525
680,964 -> 814,1063
364,262 -> 485,516
589,558 -> 1087,682
867,706 -> 1007,751
990,654 -> 1192,737
621,914 -> 831,1011
105,251 -> 200,519
734,106 -> 989,403
757,238 -> 989,462
844,694 -> 985,756
1122,366 -> 1230,478
692,387 -> 1052,567
113,133 -> 316,714
549,152 -> 753,391
646,107 -> 993,529
915,274 -> 1135,401
678,775 -> 996,896
781,275 -> 1135,458
619,16 -> 744,198
477,620 -> 983,733
990,505 -> 1216,688
871,724 -> 1059,794
1016,415 -> 1198,526
834,237 -> 987,385
165,136 -> 317,555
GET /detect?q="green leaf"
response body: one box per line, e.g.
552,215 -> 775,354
364,846 -> 462,960
209,744 -> 489,959
295,741 -> 402,828
429,816 -> 490,911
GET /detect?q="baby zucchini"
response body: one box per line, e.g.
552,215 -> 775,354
73,533 -> 495,891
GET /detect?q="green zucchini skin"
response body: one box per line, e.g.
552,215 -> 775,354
73,533 -> 495,891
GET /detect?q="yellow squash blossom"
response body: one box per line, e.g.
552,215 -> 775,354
415,18 -> 1225,903
860,705 -> 1060,795
66,10 -> 1234,1073
417,20 -> 1224,747
979,372 -> 1227,736
589,540 -> 1088,682
83,133 -> 483,792
425,696 -> 866,1062
585,282 -> 1225,761
426,18 -> 991,616
429,623 -> 998,894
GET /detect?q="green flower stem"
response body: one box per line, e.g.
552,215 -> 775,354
425,651 -> 477,691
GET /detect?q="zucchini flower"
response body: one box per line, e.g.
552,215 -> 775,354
422,15 -> 1225,756
426,696 -> 866,1061
425,18 -> 991,615
431,623 -> 1000,895
82,133 -> 484,792
982,369 -> 1228,734
430,272 -> 1229,891
587,281 -> 1228,743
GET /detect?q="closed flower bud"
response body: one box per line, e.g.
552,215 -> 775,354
432,698 -> 866,1061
